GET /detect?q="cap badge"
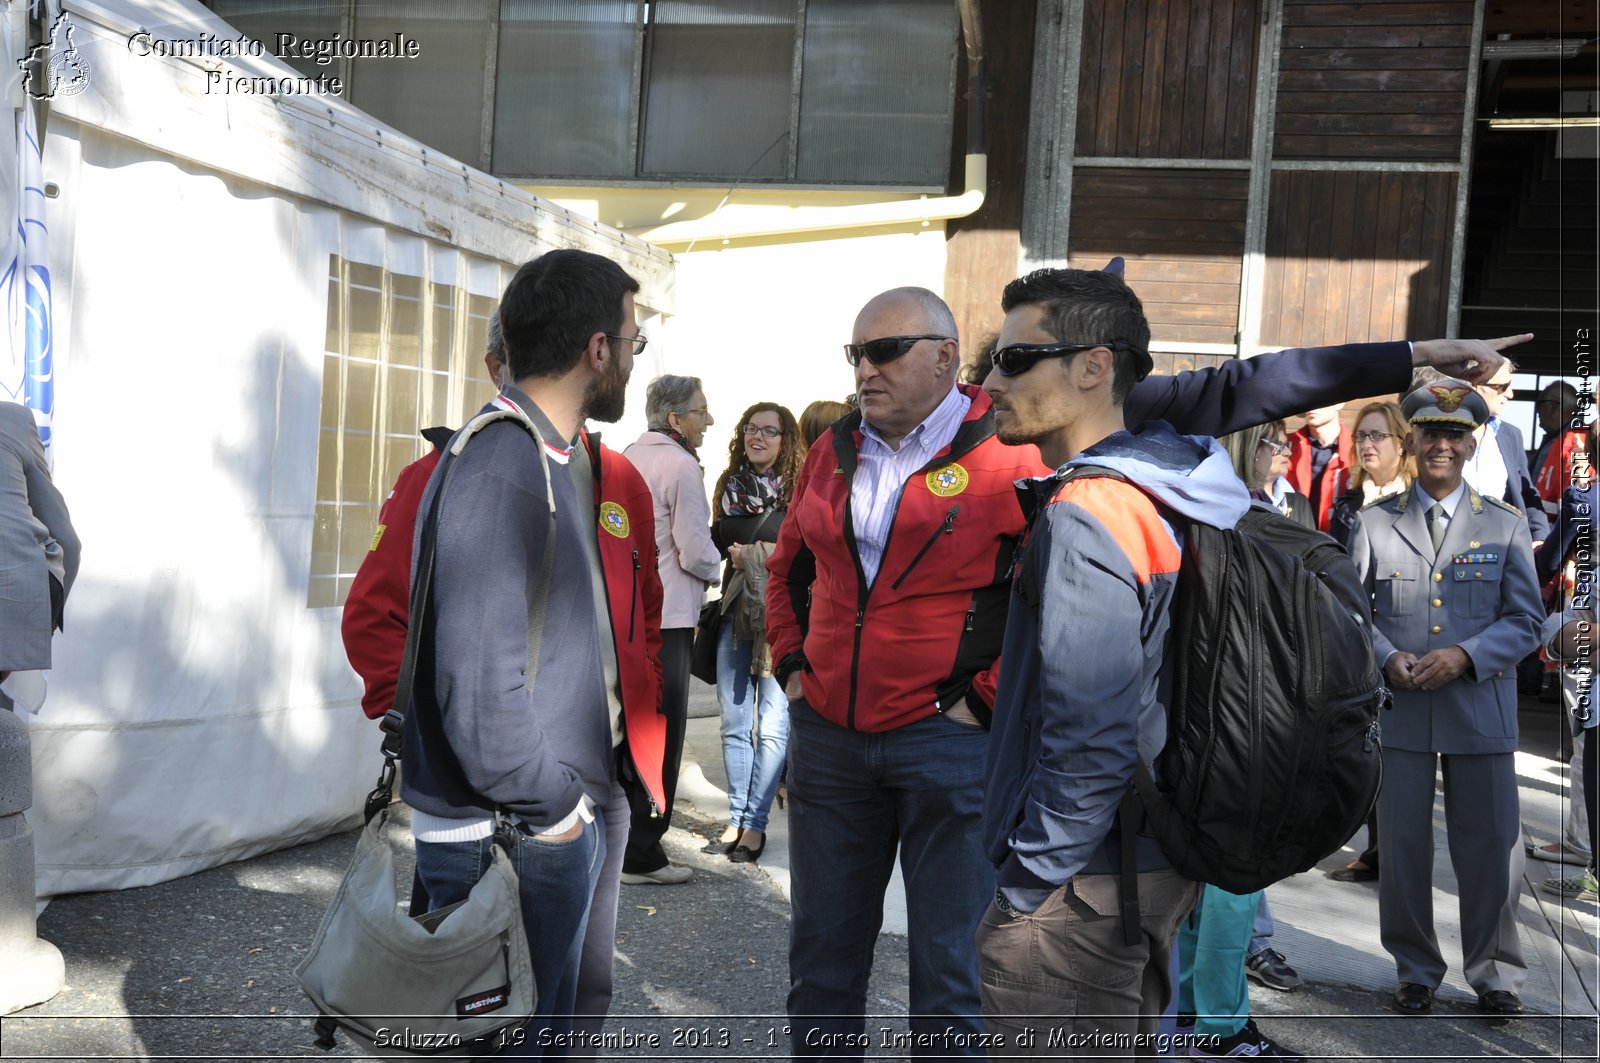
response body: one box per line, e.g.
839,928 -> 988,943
1427,383 -> 1471,413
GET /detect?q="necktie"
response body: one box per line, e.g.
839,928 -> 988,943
1427,503 -> 1447,557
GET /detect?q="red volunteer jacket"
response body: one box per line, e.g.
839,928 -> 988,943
341,426 -> 668,812
1286,424 -> 1352,533
766,386 -> 1049,732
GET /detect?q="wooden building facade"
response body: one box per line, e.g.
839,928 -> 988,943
946,0 -> 1596,377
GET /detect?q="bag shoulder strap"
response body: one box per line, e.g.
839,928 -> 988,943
365,406 -> 560,823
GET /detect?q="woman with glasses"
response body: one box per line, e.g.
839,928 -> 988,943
1222,420 -> 1315,529
1329,401 -> 1415,551
701,403 -> 804,864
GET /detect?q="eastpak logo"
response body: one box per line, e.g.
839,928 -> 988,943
456,984 -> 510,1017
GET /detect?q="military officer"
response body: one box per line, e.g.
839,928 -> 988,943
1348,378 -> 1542,1019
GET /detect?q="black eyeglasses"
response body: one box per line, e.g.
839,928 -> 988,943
741,423 -> 781,438
606,333 -> 648,356
1257,438 -> 1292,455
1480,381 -> 1512,394
843,334 -> 951,368
991,340 -> 1140,377
1352,431 -> 1394,444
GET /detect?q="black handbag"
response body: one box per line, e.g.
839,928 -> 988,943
689,598 -> 722,685
690,508 -> 781,685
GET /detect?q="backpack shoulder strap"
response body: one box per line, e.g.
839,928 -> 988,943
367,405 -> 559,823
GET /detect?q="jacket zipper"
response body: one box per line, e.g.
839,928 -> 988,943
629,549 -> 640,642
890,505 -> 961,590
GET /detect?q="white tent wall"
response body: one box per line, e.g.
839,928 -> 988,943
23,0 -> 673,895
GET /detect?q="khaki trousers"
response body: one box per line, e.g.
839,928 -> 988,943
976,870 -> 1200,1059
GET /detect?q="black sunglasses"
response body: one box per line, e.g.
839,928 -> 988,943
991,340 -> 1142,377
843,334 -> 952,368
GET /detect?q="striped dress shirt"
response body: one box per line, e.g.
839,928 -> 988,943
851,384 -> 972,586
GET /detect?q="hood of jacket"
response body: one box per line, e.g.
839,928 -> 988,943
1062,420 -> 1251,530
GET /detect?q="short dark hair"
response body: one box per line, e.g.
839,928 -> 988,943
498,249 -> 640,381
1000,269 -> 1152,404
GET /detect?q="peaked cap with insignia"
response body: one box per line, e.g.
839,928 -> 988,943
1401,376 -> 1488,430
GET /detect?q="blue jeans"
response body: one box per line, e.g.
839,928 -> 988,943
1248,892 -> 1274,958
415,816 -> 606,1059
1178,884 -> 1261,1039
717,624 -> 789,834
786,699 -> 992,1058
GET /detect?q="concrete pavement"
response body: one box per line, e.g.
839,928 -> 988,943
1,683 -> 1595,1061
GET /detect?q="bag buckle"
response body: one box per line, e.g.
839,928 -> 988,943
363,758 -> 396,824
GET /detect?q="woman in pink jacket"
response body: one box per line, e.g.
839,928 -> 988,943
621,375 -> 720,884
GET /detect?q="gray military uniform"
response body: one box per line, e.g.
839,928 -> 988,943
1349,482 -> 1542,995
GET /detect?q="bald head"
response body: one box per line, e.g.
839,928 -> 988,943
850,287 -> 961,449
1537,380 -> 1581,433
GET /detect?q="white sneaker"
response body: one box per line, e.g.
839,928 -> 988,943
621,864 -> 692,885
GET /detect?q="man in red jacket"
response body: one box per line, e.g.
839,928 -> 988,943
1286,402 -> 1351,533
339,311 -> 667,1044
765,277 -> 1525,1058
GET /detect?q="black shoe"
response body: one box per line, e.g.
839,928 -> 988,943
728,835 -> 766,863
1190,1020 -> 1302,1061
1245,948 -> 1304,992
1393,983 -> 1434,1014
1328,863 -> 1379,882
700,829 -> 741,855
1477,990 -> 1524,1017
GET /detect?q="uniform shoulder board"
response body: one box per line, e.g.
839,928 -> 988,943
1484,494 -> 1522,515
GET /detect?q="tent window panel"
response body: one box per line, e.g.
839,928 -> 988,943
324,275 -> 342,353
311,503 -> 340,583
640,0 -> 795,178
387,276 -> 423,367
428,296 -> 456,372
312,257 -> 500,606
347,280 -> 382,363
386,365 -> 421,433
307,577 -> 339,610
315,426 -> 339,502
422,374 -> 451,429
340,431 -> 375,503
339,503 -> 380,575
349,0 -> 491,166
210,0 -> 342,82
493,0 -> 640,177
796,0 -> 958,186
385,435 -> 422,485
344,360 -> 379,434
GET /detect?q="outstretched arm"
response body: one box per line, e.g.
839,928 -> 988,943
1410,334 -> 1531,385
1124,334 -> 1533,438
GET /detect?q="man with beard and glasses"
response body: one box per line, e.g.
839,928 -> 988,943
398,249 -> 668,1055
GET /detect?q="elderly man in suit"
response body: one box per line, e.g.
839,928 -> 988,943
0,399 -> 79,1015
1348,380 -> 1542,1019
0,401 -> 79,688
1464,358 -> 1548,546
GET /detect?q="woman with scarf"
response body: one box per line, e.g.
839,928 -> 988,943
700,402 -> 803,864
